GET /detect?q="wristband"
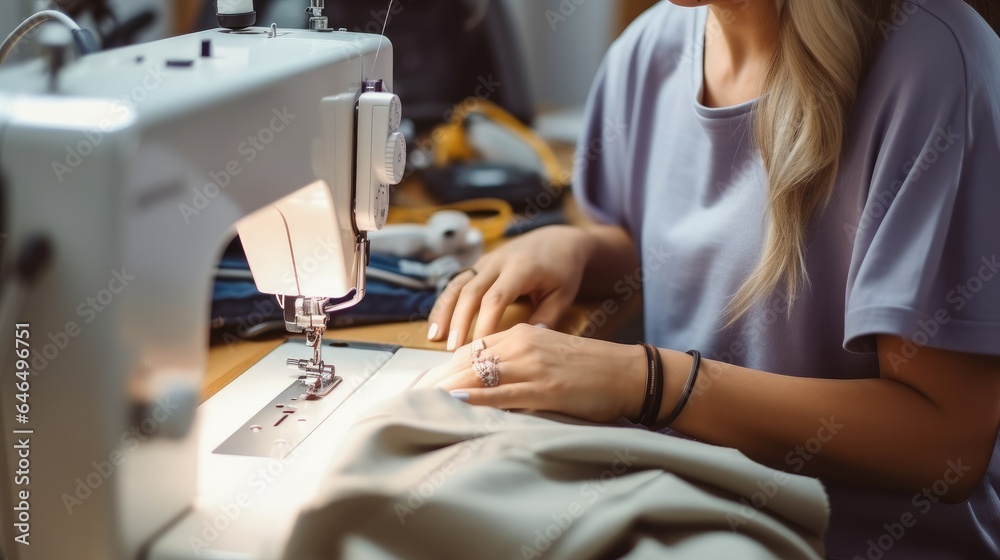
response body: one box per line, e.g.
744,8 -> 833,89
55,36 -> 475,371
640,343 -> 664,429
654,350 -> 701,431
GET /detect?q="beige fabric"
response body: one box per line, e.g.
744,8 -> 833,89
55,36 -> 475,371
284,390 -> 829,560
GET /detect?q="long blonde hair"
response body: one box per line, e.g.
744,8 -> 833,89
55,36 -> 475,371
726,0 -> 897,323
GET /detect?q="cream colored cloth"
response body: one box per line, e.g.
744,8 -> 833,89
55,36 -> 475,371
284,390 -> 829,560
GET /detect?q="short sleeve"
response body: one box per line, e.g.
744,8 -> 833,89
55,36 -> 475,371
572,54 -> 629,227
572,3 -> 689,232
844,14 -> 1000,356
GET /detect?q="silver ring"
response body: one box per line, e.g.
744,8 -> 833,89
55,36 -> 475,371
473,355 -> 500,388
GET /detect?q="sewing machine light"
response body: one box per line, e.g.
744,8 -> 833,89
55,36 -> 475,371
7,95 -> 135,131
236,180 -> 354,299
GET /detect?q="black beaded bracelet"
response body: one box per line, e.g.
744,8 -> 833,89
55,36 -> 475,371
654,350 -> 701,431
640,343 -> 664,429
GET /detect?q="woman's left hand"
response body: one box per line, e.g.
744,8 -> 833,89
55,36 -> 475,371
418,324 -> 647,423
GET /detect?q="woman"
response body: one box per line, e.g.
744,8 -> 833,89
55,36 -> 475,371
424,0 -> 1000,558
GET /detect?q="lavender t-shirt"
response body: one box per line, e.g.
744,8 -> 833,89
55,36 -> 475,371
573,1 -> 1000,558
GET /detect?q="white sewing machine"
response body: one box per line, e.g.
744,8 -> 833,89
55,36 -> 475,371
0,6 -> 450,559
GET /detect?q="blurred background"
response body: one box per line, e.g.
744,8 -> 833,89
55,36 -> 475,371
0,0 -> 1000,123
0,0 -> 658,112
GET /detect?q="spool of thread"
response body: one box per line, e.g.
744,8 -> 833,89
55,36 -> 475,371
217,0 -> 256,30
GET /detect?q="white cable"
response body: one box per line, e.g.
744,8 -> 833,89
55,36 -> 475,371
0,10 -> 83,66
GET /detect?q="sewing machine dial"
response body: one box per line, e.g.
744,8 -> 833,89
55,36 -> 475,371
382,131 -> 407,184
388,95 -> 403,130
356,91 -> 404,232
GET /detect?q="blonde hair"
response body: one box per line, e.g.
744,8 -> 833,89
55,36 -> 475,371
726,0 -> 897,323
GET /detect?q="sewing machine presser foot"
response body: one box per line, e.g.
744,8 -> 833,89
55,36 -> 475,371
286,357 -> 342,398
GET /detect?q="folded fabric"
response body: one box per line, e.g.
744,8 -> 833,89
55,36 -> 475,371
210,279 -> 438,333
209,245 -> 439,340
284,390 -> 830,560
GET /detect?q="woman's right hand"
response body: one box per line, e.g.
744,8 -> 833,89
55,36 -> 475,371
427,225 -> 595,350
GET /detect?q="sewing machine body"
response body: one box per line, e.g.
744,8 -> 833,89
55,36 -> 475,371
0,25 -> 442,560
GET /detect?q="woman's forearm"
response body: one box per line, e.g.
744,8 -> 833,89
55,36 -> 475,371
624,349 -> 988,500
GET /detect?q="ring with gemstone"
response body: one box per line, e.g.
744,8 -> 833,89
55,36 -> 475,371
473,355 -> 500,387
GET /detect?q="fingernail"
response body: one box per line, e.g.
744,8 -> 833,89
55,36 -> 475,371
450,391 -> 470,402
447,330 -> 459,351
427,323 -> 439,340
535,323 -> 550,330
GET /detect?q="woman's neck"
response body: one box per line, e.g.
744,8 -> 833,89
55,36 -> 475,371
702,1 -> 780,108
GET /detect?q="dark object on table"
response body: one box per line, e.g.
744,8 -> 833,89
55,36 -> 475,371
420,163 -> 565,214
51,0 -> 157,49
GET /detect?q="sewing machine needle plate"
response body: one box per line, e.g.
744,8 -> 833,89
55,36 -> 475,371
213,341 -> 396,459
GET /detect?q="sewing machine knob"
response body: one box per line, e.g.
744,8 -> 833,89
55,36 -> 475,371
356,91 -> 402,231
388,96 -> 403,131
381,131 -> 406,185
